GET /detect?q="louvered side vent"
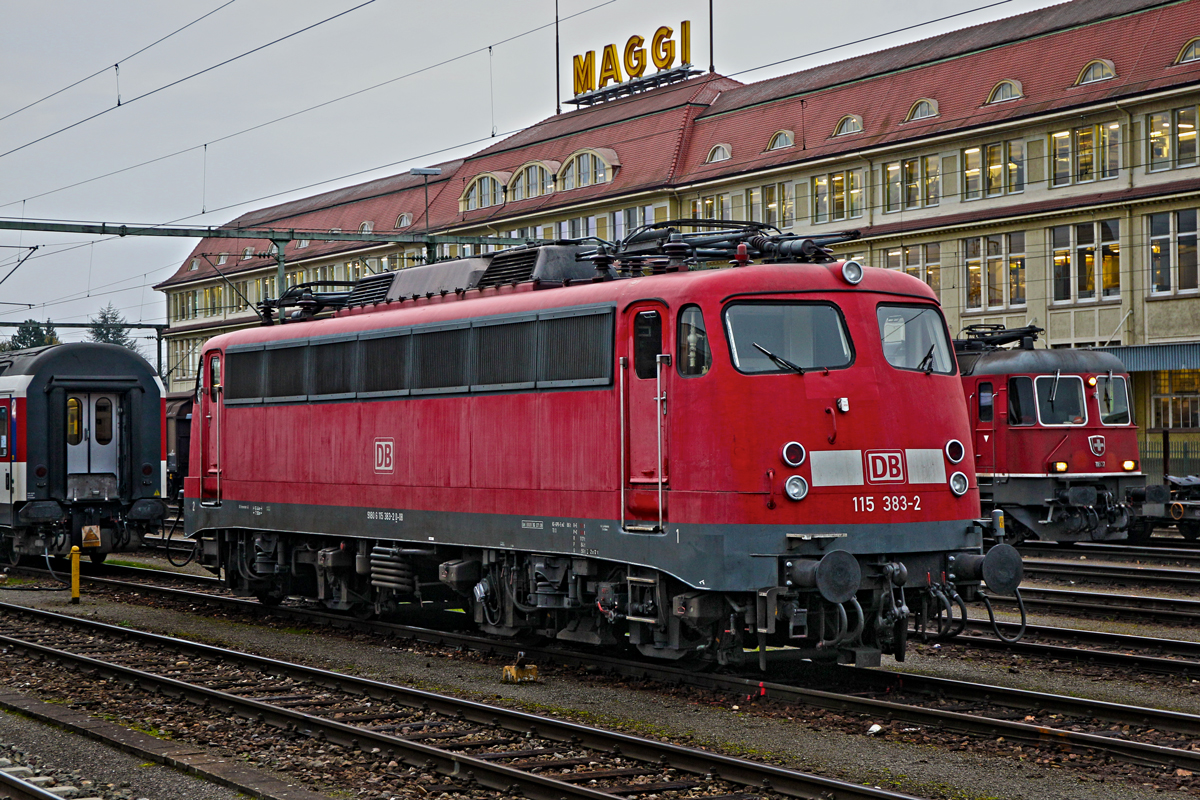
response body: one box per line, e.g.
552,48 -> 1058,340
477,248 -> 539,288
345,273 -> 395,307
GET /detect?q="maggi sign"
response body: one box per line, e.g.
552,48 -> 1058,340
573,22 -> 691,96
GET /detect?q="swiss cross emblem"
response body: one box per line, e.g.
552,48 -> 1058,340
1088,435 -> 1106,457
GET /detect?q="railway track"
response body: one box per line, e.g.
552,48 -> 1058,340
1020,540 -> 1200,566
7,569 -> 1200,779
0,601 -> 915,800
1022,558 -> 1200,589
0,770 -> 65,800
987,585 -> 1200,625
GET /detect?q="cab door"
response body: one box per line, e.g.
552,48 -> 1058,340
624,304 -> 670,529
974,380 -> 996,473
200,352 -> 223,503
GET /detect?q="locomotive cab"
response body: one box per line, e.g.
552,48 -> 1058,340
956,326 -> 1159,543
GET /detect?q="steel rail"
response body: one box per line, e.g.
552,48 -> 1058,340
1022,559 -> 1200,589
1020,541 -> 1200,565
987,586 -> 1200,624
0,770 -> 66,800
0,602 -> 916,800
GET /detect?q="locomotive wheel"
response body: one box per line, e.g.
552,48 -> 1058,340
89,552 -> 107,565
254,591 -> 284,607
350,602 -> 376,620
1,536 -> 17,567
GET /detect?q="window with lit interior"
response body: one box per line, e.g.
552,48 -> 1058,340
833,115 -> 862,136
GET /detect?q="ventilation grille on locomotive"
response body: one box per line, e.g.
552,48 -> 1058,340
345,273 -> 395,307
265,346 -> 307,398
476,248 -> 539,288
225,350 -> 264,400
311,341 -> 355,396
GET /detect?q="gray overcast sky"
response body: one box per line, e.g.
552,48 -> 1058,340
0,0 -> 1065,343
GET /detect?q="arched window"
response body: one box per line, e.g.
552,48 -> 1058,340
188,258 -> 199,271
706,144 -> 731,163
463,175 -> 503,211
833,115 -> 862,136
296,239 -> 309,249
1177,38 -> 1200,64
1077,59 -> 1115,85
906,100 -> 938,122
986,80 -> 1022,104
558,152 -> 610,190
510,163 -> 554,200
241,247 -> 254,260
359,221 -> 374,234
767,130 -> 794,151
395,212 -> 412,228
216,253 -> 228,265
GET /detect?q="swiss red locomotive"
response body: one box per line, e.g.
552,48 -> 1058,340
0,343 -> 167,564
954,325 -> 1166,543
186,222 -> 1024,665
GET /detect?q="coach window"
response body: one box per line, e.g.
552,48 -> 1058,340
94,398 -> 113,445
209,356 -> 222,403
1035,373 -> 1086,425
0,405 -> 8,458
677,306 -> 711,377
1096,374 -> 1131,425
634,311 -> 662,379
979,382 -> 994,422
1007,376 -> 1035,425
67,398 -> 83,446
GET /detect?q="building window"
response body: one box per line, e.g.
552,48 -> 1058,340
510,164 -> 553,200
464,175 -> 502,210
906,99 -> 938,121
1050,123 -> 1120,186
560,152 -> 608,190
1149,210 -> 1199,294
883,157 -> 938,212
833,115 -> 862,136
692,193 -> 731,221
963,233 -> 1025,310
884,242 -> 941,294
296,239 -> 309,248
395,213 -> 412,228
767,130 -> 794,150
241,247 -> 254,260
188,258 -> 199,271
962,140 -> 1025,200
557,216 -> 597,240
359,221 -> 374,234
1148,105 -> 1199,172
1153,370 -> 1200,429
986,80 -> 1022,104
738,182 -> 795,228
706,144 -> 731,163
612,205 -> 656,241
1178,38 -> 1200,64
1076,59 -> 1115,85
216,253 -> 228,265
811,170 -> 862,223
1049,220 -> 1120,303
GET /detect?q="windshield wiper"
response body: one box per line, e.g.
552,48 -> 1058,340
753,342 -> 805,374
916,344 -> 937,374
1049,368 -> 1061,406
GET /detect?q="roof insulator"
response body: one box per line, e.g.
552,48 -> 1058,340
425,292 -> 434,299
440,289 -> 448,297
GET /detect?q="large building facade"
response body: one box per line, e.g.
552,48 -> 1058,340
156,0 -> 1200,471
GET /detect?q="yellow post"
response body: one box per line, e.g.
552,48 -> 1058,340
70,546 -> 80,604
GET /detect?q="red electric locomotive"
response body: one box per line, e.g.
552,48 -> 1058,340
954,325 -> 1165,543
186,223 -> 1024,665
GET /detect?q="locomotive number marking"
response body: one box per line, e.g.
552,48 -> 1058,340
853,495 -> 922,512
367,510 -> 404,523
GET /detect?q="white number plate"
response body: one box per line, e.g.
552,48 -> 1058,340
852,495 -> 922,513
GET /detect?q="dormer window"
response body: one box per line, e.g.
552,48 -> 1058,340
464,175 -> 502,210
559,152 -> 609,190
767,131 -> 794,151
359,221 -> 374,234
188,258 -> 199,271
216,253 -> 228,265
395,213 -> 412,228
906,100 -> 938,122
986,80 -> 1023,104
241,247 -> 254,260
510,163 -> 554,200
1077,59 -> 1115,85
1177,38 -> 1200,64
296,239 -> 309,248
833,115 -> 862,137
706,144 -> 731,163
326,228 -> 342,243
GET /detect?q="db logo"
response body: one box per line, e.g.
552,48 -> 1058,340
374,438 -> 395,474
866,450 -> 906,484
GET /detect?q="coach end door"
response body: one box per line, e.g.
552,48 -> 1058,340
0,397 -> 11,522
65,393 -> 120,501
623,304 -> 670,531
200,352 -> 223,504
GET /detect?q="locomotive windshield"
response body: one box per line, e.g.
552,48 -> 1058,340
876,305 -> 955,374
723,302 -> 852,374
1035,373 -> 1087,425
1096,374 -> 1131,425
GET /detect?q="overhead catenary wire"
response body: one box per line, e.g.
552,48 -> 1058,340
0,0 -> 380,161
0,0 -> 239,124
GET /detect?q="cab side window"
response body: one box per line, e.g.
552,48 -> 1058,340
677,305 -> 712,377
978,382 -> 993,422
1008,376 -> 1035,425
633,311 -> 662,379
209,356 -> 222,402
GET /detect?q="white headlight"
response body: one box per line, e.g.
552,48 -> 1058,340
949,471 -> 969,496
841,260 -> 864,285
785,475 -> 809,501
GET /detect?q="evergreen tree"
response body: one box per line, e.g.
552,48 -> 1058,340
8,319 -> 59,350
87,303 -> 140,354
